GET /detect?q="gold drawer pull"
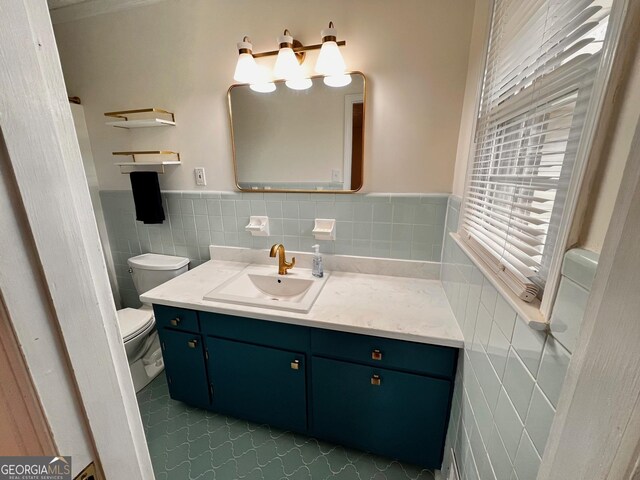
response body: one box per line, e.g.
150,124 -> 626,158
371,374 -> 381,386
371,349 -> 383,361
187,339 -> 198,349
170,317 -> 181,326
290,359 -> 300,370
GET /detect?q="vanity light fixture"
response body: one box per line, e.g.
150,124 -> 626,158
285,78 -> 313,90
249,66 -> 276,93
234,22 -> 348,92
323,74 -> 352,87
250,82 -> 277,93
233,37 -> 259,84
274,30 -> 306,82
315,22 -> 346,76
317,22 -> 351,87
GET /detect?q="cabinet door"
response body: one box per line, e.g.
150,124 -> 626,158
312,357 -> 451,469
159,329 -> 210,408
206,337 -> 307,433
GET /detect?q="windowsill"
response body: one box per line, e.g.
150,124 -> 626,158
450,232 -> 548,331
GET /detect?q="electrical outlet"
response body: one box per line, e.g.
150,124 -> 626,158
331,169 -> 341,183
194,167 -> 207,186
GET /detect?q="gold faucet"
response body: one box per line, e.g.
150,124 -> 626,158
270,244 -> 296,275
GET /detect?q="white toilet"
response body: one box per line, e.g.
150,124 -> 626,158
117,253 -> 189,392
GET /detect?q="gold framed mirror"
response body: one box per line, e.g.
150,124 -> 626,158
228,72 -> 365,193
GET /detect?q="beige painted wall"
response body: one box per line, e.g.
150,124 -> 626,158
451,0 -> 492,197
580,42 -> 640,251
53,0 -> 475,193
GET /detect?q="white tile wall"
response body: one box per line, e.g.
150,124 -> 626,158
439,196 -> 599,480
510,319 -> 545,377
502,349 -> 535,421
525,386 -> 555,456
493,295 -> 517,341
536,337 -> 572,408
513,431 -> 540,480
486,324 -> 510,379
549,278 -> 590,353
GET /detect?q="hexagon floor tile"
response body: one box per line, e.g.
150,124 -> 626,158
137,375 -> 436,480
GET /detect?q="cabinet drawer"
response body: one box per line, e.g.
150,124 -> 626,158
206,337 -> 307,432
153,305 -> 199,332
311,357 -> 451,469
311,329 -> 457,379
200,312 -> 309,352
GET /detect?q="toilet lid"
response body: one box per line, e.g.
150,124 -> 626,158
117,308 -> 154,341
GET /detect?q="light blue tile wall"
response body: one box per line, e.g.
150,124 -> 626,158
440,196 -> 598,480
100,190 -> 448,308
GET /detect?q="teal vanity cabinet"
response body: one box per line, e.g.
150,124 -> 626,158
152,304 -> 458,470
154,305 -> 210,408
200,312 -> 308,433
310,330 -> 456,467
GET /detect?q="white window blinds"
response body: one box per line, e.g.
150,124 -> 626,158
461,0 -> 610,302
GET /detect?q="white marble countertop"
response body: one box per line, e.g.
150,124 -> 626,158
141,251 -> 463,348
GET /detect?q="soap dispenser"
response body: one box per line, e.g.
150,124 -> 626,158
311,244 -> 324,278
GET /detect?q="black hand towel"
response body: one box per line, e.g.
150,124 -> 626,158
129,172 -> 165,224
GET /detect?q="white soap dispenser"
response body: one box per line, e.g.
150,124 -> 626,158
311,244 -> 324,278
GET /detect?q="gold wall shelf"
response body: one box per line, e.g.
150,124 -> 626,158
104,108 -> 175,128
113,150 -> 180,160
112,151 -> 181,174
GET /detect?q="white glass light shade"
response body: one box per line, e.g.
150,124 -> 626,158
249,65 -> 276,93
234,52 -> 259,83
323,74 -> 352,88
274,33 -> 305,81
250,82 -> 276,93
315,40 -> 346,76
274,47 -> 303,80
285,78 -> 312,90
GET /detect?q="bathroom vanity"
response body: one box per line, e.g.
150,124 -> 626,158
142,249 -> 463,470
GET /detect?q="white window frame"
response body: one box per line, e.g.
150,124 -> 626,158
459,0 -> 628,322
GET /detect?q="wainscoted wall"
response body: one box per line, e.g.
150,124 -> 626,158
440,196 -> 598,480
54,0 -> 475,194
100,190 -> 447,307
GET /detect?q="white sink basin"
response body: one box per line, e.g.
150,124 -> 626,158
203,265 -> 329,313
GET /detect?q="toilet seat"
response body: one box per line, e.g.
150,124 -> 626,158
117,308 -> 154,342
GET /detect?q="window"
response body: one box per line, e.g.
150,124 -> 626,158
461,0 -> 611,305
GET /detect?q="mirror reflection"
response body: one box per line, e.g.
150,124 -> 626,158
229,73 -> 365,192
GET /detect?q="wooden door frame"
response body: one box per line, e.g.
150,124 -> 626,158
0,1 -> 153,478
0,294 -> 56,456
0,133 -> 96,474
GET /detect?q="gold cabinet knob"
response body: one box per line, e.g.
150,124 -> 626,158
290,359 -> 300,370
371,374 -> 381,386
371,349 -> 382,361
170,317 -> 181,326
187,339 -> 198,349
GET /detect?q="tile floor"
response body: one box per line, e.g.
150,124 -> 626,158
137,375 -> 436,480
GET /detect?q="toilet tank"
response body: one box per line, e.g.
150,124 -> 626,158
127,253 -> 190,295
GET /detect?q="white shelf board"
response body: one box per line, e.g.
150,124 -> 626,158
106,118 -> 175,128
114,161 -> 181,167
